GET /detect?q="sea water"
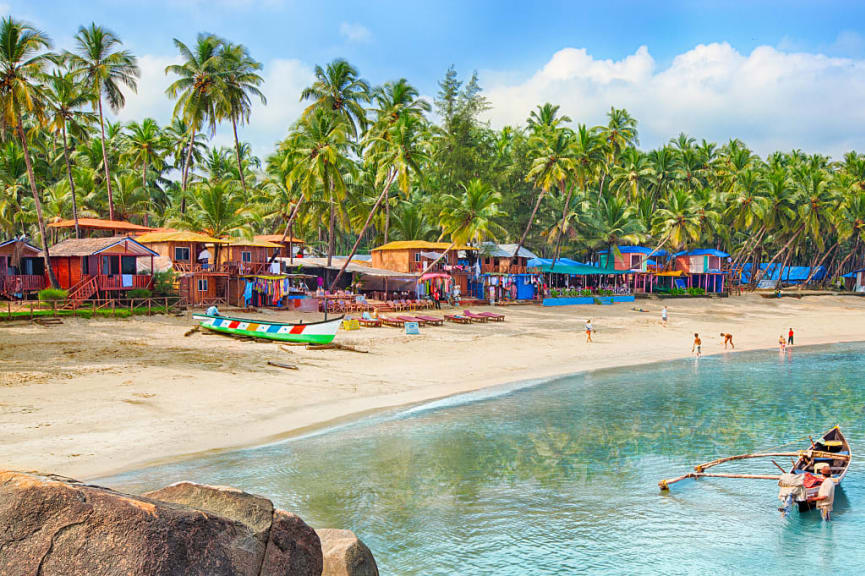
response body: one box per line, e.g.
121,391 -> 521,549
102,344 -> 865,575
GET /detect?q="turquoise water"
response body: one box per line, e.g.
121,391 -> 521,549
103,344 -> 865,575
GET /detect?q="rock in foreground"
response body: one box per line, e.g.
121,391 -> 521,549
0,471 -> 323,576
317,529 -> 379,576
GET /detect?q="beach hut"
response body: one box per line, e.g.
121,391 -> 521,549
47,236 -> 158,302
842,268 -> 865,292
254,234 -> 305,260
218,238 -> 282,275
475,243 -> 540,301
47,217 -> 154,238
135,230 -> 231,273
370,241 -> 470,273
673,249 -> 730,292
741,263 -> 827,287
0,239 -> 45,298
596,246 -> 666,293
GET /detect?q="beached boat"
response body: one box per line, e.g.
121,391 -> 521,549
192,313 -> 343,344
779,426 -> 851,512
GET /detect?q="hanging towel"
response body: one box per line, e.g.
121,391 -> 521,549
122,274 -> 133,287
243,281 -> 253,306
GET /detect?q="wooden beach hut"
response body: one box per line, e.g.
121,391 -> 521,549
254,234 -> 305,260
218,239 -> 282,275
47,236 -> 157,302
135,230 -> 230,273
673,249 -> 729,292
0,239 -> 45,298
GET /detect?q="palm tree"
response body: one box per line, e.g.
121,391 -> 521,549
526,102 -> 571,133
586,192 -> 645,261
67,23 -> 139,221
43,68 -> 94,238
421,179 -> 505,274
652,187 -> 702,252
123,118 -> 164,225
170,179 -> 253,240
0,17 -> 58,286
300,58 -> 370,140
219,41 -> 265,195
165,33 -> 226,192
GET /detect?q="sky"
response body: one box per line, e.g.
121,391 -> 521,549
12,0 -> 865,159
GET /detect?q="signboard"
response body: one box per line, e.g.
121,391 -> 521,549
404,321 -> 420,335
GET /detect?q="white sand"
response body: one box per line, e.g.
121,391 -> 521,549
1,294 -> 864,480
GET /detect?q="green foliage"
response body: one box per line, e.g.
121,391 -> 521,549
152,270 -> 177,296
128,288 -> 152,298
38,288 -> 68,301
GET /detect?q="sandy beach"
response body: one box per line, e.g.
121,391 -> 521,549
2,294 -> 864,480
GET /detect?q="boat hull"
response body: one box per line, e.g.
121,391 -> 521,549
786,426 -> 851,513
193,314 -> 342,344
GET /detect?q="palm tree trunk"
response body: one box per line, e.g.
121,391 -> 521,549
551,181 -> 572,269
753,224 -> 805,287
267,196 -> 305,264
142,158 -> 149,226
384,187 -> 390,244
97,95 -> 115,221
60,121 -> 80,239
420,241 -> 456,276
16,117 -> 58,288
330,169 -> 396,290
800,240 -> 838,288
830,237 -> 859,280
511,188 -> 547,263
774,245 -> 797,290
231,117 -> 248,195
327,186 -> 336,268
182,124 -> 197,193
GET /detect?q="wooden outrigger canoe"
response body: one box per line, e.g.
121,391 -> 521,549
192,313 -> 343,344
659,426 -> 851,514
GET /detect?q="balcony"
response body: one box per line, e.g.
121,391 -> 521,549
2,274 -> 46,294
223,261 -> 270,275
97,275 -> 152,291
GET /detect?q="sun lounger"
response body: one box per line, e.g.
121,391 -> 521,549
413,315 -> 444,326
358,317 -> 382,327
444,314 -> 472,324
475,311 -> 505,322
396,315 -> 427,325
461,310 -> 489,323
381,316 -> 406,327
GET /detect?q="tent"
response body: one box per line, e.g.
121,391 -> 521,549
740,263 -> 826,284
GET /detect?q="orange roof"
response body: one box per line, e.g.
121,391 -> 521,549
48,218 -> 155,232
254,234 -> 305,244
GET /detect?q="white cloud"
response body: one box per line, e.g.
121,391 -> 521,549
113,54 -> 180,125
481,43 -> 865,158
339,22 -> 372,44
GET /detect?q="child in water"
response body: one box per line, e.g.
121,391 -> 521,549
692,333 -> 702,357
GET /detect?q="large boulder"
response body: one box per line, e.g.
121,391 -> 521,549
0,471 -> 323,576
317,529 -> 379,576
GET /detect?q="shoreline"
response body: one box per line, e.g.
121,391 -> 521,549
93,337 -> 862,482
3,294 -> 865,481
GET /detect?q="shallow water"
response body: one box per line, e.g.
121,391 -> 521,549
103,344 -> 865,575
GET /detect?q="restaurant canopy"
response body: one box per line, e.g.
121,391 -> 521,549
532,262 -> 628,275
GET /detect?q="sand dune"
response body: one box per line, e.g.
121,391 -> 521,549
2,294 -> 864,480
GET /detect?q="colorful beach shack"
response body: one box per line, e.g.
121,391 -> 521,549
47,236 -> 157,302
476,243 -> 540,301
0,239 -> 45,298
254,234 -> 305,260
218,238 -> 282,275
673,249 -> 729,292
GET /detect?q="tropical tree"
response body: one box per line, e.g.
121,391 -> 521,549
123,118 -> 164,225
300,58 -> 370,140
0,17 -> 58,286
67,23 -> 139,220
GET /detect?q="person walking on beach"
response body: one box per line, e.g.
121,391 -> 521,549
721,332 -> 734,349
788,328 -> 794,346
432,287 -> 441,309
692,333 -> 702,357
661,306 -> 668,327
812,462 -> 836,521
585,319 -> 593,343
779,335 -> 786,351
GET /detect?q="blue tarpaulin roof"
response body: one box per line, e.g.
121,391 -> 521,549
842,268 -> 865,278
533,262 -> 628,275
527,257 -> 583,268
741,263 -> 826,283
674,248 -> 730,258
598,246 -> 669,256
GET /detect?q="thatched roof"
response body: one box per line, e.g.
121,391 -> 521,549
47,218 -> 155,232
48,236 -> 159,257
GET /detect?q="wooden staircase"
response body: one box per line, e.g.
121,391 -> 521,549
64,275 -> 98,307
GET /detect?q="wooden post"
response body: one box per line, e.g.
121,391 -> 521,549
52,300 -> 56,318
112,298 -> 116,317
147,298 -> 151,316
7,300 -> 10,320
164,297 -> 168,314
29,302 -> 33,321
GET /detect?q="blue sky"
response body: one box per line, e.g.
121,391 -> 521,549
13,1 -> 865,157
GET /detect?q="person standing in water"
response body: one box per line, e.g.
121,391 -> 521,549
788,328 -> 795,346
585,319 -> 593,343
692,333 -> 702,357
661,306 -> 668,327
720,332 -> 734,349
778,335 -> 786,351
812,462 -> 836,521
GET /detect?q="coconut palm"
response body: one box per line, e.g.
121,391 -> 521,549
300,59 -> 370,140
165,33 -> 226,191
66,23 -> 139,220
43,69 -> 94,238
122,118 -> 164,225
652,187 -> 702,252
219,41 -> 265,195
586,192 -> 645,260
0,17 -> 58,286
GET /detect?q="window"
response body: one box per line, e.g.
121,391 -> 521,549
197,278 -> 209,292
101,255 -> 120,275
121,256 -> 137,275
414,252 -> 421,262
82,257 -> 89,275
174,247 -> 190,261
630,254 -> 642,268
241,251 -> 252,263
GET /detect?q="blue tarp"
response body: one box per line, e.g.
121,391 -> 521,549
527,257 -> 583,268
741,263 -> 826,284
673,248 -> 730,258
842,268 -> 865,278
598,246 -> 669,256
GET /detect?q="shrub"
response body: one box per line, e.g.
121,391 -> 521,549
128,288 -> 152,299
152,270 -> 177,296
686,287 -> 706,296
38,288 -> 67,301
550,289 -> 560,298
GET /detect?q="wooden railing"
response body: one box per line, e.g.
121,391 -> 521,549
223,261 -> 270,275
3,297 -> 184,319
97,275 -> 153,290
1,274 -> 46,294
173,262 -> 228,274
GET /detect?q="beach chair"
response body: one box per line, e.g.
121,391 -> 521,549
462,310 -> 490,323
381,316 -> 406,328
475,311 -> 505,322
414,314 -> 444,326
444,313 -> 472,324
396,315 -> 427,325
358,312 -> 382,327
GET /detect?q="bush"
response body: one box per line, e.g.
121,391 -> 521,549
550,289 -> 560,298
38,288 -> 67,301
152,270 -> 177,296
128,288 -> 152,299
686,287 -> 706,296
